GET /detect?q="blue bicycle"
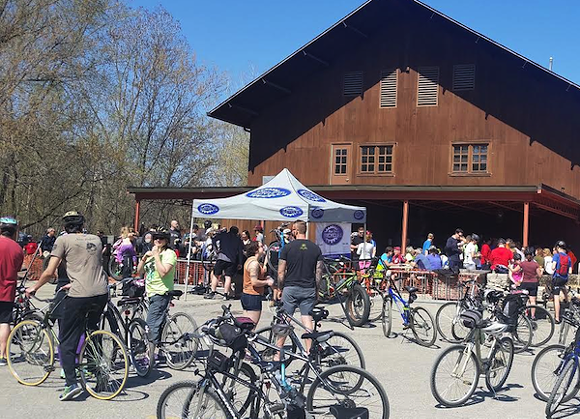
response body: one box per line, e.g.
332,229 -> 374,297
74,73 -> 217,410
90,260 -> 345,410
381,271 -> 437,347
545,315 -> 580,418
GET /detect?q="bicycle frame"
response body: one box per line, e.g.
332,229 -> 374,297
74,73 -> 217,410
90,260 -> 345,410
453,328 -> 501,378
386,280 -> 412,324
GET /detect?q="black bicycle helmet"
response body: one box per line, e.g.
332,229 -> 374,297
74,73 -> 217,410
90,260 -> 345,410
0,216 -> 18,235
556,240 -> 567,250
152,228 -> 171,241
62,211 -> 84,226
204,220 -> 212,229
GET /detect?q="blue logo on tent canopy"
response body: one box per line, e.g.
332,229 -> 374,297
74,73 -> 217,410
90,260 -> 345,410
311,208 -> 324,219
246,188 -> 291,199
198,203 -> 219,215
354,210 -> 364,220
297,189 -> 326,202
322,224 -> 343,245
280,206 -> 303,218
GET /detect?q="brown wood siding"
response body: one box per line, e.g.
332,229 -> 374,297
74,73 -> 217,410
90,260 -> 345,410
247,0 -> 580,199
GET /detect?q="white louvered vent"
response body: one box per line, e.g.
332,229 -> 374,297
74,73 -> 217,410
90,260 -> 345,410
380,69 -> 397,108
453,64 -> 476,91
417,66 -> 439,106
343,71 -> 364,96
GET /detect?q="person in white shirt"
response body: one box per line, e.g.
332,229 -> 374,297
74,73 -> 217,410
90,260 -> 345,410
543,247 -> 554,275
463,235 -> 479,271
357,233 -> 375,271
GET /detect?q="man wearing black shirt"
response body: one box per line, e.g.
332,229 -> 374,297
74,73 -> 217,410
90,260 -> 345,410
350,226 -> 365,261
445,228 -> 465,273
206,226 -> 244,300
278,220 -> 323,352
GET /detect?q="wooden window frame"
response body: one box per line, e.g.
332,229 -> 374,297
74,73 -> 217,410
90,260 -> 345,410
449,141 -> 491,177
357,143 -> 396,177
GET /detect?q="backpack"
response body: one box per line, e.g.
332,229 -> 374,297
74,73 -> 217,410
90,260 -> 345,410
555,253 -> 571,277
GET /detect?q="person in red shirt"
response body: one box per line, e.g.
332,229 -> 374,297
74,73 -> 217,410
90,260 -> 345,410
480,238 -> 492,269
519,248 -> 543,319
24,238 -> 38,256
567,247 -> 577,274
0,216 -> 25,365
489,238 -> 513,273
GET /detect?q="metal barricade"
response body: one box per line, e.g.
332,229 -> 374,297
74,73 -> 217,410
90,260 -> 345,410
175,259 -> 211,286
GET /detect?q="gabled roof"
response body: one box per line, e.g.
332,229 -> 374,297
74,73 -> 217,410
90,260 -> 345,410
208,0 -> 580,128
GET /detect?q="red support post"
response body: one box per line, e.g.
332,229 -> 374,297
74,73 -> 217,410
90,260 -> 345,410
523,201 -> 530,247
401,200 -> 409,254
134,200 -> 141,233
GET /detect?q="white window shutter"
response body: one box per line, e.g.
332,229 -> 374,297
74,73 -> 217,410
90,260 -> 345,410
380,69 -> 397,108
417,66 -> 439,106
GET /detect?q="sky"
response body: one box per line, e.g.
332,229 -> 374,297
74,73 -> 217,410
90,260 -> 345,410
129,0 -> 580,90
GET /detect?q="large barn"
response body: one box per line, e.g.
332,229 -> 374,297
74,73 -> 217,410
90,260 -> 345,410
130,0 -> 580,250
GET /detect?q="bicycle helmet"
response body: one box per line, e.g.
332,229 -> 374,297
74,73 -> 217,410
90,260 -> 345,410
152,228 -> 171,241
0,216 -> 18,235
555,240 -> 567,250
62,211 -> 84,226
204,220 -> 212,230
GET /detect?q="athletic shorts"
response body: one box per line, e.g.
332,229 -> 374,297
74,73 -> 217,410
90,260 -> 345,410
282,286 -> 317,317
519,282 -> 538,297
214,260 -> 237,277
241,293 -> 262,311
552,276 -> 568,295
0,301 -> 13,324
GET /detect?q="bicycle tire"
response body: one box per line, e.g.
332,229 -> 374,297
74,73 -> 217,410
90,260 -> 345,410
157,381 -> 233,419
108,257 -> 123,281
161,312 -> 198,370
7,319 -> 55,386
221,362 -> 256,417
436,301 -> 464,343
266,241 -> 281,273
485,336 -> 514,392
315,330 -> 366,370
558,319 -> 571,346
368,289 -> 383,322
306,365 -> 390,418
531,344 -> 580,402
382,296 -> 393,338
546,359 -> 578,419
524,305 -> 555,347
430,345 -> 479,407
254,326 -> 298,363
79,329 -> 128,400
128,318 -> 153,377
513,315 -> 533,354
345,283 -> 370,327
410,306 -> 437,347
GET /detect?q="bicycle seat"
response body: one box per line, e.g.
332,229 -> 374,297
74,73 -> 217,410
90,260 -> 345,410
405,286 -> 418,294
301,331 -> 334,342
117,297 -> 141,307
309,306 -> 329,323
167,290 -> 183,299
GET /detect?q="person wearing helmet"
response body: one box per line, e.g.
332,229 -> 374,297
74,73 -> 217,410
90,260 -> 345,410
0,217 -> 24,366
552,240 -> 572,324
26,211 -> 108,400
137,229 -> 177,357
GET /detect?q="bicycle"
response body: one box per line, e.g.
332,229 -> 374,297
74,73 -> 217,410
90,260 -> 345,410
100,279 -> 153,377
545,322 -> 580,418
558,293 -> 580,345
382,274 -> 437,347
157,306 -> 390,418
255,303 -> 365,371
264,223 -> 291,275
359,258 -> 389,322
430,309 -> 515,407
7,291 -> 129,400
148,289 -> 198,370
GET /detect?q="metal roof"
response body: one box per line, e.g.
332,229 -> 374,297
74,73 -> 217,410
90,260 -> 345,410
208,0 -> 580,128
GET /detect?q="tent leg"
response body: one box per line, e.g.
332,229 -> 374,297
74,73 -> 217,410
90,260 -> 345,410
184,200 -> 196,301
401,200 -> 409,255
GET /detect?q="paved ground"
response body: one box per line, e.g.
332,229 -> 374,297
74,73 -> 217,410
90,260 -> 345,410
1,284 -> 579,419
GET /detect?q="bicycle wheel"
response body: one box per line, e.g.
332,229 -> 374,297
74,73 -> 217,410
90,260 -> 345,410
306,365 -> 390,418
410,306 -> 437,347
532,344 -> 580,402
161,312 -> 198,370
524,305 -> 555,347
108,257 -> 123,281
221,361 -> 256,416
430,345 -> 479,407
436,302 -> 465,343
558,320 -> 571,346
255,326 -> 297,362
128,318 -> 153,377
382,296 -> 393,338
157,381 -> 233,419
266,241 -> 281,273
546,359 -> 578,419
79,329 -> 129,400
345,283 -> 370,327
367,286 -> 383,322
315,330 -> 365,370
7,320 -> 55,386
485,336 -> 514,392
513,315 -> 533,354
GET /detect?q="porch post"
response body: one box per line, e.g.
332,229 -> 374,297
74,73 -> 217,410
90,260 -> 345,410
401,200 -> 409,254
523,201 -> 530,247
134,199 -> 141,233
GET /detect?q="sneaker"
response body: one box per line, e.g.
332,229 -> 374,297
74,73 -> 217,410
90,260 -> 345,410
0,358 -> 7,366
59,383 -> 83,401
204,292 -> 216,300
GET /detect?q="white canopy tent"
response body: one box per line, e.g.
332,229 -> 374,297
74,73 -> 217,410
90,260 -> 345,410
183,168 -> 367,296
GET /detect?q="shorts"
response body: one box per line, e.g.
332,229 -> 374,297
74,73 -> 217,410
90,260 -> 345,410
519,282 -> 538,297
552,276 -> 568,295
0,301 -> 14,324
241,293 -> 263,311
282,286 -> 317,317
214,260 -> 237,277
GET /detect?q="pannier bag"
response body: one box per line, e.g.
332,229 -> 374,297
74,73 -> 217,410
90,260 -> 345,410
460,309 -> 483,329
217,323 -> 248,352
499,294 -> 524,325
330,405 -> 370,419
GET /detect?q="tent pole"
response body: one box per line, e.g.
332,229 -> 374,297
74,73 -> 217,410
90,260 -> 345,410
184,200 -> 196,301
